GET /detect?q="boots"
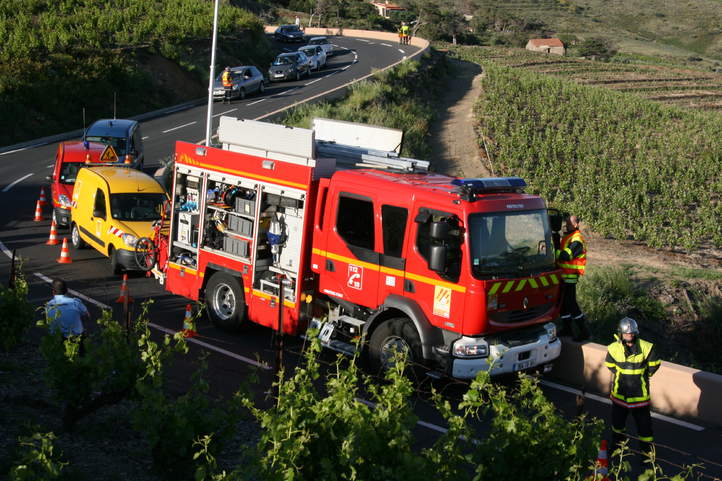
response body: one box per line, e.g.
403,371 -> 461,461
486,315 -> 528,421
573,315 -> 590,342
558,317 -> 573,338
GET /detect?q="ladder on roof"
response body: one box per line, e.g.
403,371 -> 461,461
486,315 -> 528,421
315,141 -> 430,173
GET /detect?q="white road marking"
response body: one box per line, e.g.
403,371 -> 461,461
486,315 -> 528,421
381,43 -> 392,47
47,164 -> 54,168
0,147 -> 29,156
213,108 -> 237,118
2,173 -> 34,192
162,121 -> 197,134
0,240 -> 13,258
246,99 -> 265,106
305,78 -> 322,86
398,49 -> 406,54
341,65 -> 350,70
357,39 -> 370,43
142,136 -> 149,140
540,379 -> 705,431
34,272 -> 111,310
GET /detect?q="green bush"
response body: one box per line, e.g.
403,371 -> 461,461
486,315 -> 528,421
9,432 -> 67,481
691,295 -> 722,372
0,269 -> 34,352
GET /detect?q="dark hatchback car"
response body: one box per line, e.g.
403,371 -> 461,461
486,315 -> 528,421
268,52 -> 311,82
83,119 -> 144,170
212,66 -> 266,101
274,24 -> 304,43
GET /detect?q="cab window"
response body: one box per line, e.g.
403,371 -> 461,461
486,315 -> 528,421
382,204 -> 407,257
94,189 -> 107,219
110,193 -> 165,221
59,163 -> 81,184
336,194 -> 374,250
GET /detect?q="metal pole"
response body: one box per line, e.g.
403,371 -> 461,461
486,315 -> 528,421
205,0 -> 221,147
274,274 -> 285,398
9,249 -> 16,289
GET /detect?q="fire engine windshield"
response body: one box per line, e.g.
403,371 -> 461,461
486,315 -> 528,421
110,193 -> 166,221
59,162 -> 82,184
468,209 -> 555,278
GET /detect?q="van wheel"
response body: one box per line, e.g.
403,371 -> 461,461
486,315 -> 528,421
239,88 -> 246,100
296,71 -> 301,81
108,245 -> 123,276
205,272 -> 246,330
368,317 -> 423,378
70,223 -> 86,250
259,82 -> 265,94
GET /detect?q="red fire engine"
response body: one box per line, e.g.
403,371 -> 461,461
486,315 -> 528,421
138,116 -> 562,379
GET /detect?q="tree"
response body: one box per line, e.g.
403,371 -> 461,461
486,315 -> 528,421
578,37 -> 617,60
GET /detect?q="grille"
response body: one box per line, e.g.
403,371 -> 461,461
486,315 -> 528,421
490,303 -> 552,324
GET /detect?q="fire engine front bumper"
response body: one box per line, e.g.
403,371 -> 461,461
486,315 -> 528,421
449,322 -> 562,379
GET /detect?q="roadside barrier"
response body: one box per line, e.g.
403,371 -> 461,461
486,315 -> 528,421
33,200 -> 44,222
45,219 -> 60,245
56,238 -> 72,263
115,273 -> 133,304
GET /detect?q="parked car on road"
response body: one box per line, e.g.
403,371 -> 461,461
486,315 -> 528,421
274,25 -> 304,43
307,36 -> 334,56
47,140 -> 109,228
212,66 -> 265,101
298,45 -> 327,71
268,52 -> 311,82
83,119 -> 144,170
70,166 -> 167,275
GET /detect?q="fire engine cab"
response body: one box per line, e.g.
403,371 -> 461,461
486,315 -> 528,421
140,116 -> 562,379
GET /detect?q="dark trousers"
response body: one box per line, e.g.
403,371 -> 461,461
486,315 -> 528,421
224,86 -> 232,103
561,282 -> 582,318
611,403 -> 654,457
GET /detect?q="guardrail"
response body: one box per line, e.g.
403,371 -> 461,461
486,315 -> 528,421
264,26 -> 429,50
551,340 -> 722,427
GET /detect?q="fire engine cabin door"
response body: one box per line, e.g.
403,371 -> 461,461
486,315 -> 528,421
320,191 -> 382,308
377,204 -> 409,304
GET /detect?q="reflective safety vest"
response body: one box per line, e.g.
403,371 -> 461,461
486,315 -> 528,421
401,25 -> 410,35
222,71 -> 233,87
557,229 -> 586,282
605,338 -> 661,407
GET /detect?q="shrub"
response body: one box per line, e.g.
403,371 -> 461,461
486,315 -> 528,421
9,432 -> 67,481
0,268 -> 34,352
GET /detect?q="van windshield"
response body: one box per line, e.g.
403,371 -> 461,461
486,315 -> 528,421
85,136 -> 128,155
59,162 -> 82,184
110,193 -> 165,221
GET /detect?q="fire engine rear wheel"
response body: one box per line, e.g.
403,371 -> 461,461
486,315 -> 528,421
206,272 -> 246,330
368,317 -> 423,378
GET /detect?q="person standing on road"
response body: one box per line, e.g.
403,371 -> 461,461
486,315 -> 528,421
222,66 -> 233,104
606,317 -> 661,457
295,16 -> 301,27
556,214 -> 590,341
46,279 -> 89,353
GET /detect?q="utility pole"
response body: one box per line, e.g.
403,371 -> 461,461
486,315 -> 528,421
205,0 -> 221,147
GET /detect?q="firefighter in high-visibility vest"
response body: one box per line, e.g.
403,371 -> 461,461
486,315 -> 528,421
400,22 -> 410,45
606,317 -> 661,457
556,214 -> 590,341
222,66 -> 233,104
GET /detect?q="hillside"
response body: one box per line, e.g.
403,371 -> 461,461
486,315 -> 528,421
0,0 -> 273,147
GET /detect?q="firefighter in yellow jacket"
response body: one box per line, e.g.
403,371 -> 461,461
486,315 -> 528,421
606,317 -> 661,457
556,214 -> 590,341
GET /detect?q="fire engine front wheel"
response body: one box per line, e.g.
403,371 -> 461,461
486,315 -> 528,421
206,272 -> 246,330
368,317 -> 423,379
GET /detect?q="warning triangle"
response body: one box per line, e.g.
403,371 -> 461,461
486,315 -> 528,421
100,145 -> 119,162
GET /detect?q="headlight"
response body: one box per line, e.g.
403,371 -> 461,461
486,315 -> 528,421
487,293 -> 498,311
453,337 -> 489,358
122,233 -> 138,247
544,322 -> 557,343
58,194 -> 72,208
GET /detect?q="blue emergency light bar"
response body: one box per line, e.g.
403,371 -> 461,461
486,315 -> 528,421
451,177 -> 527,191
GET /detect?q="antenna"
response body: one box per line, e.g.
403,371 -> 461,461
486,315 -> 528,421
82,107 -> 86,132
113,92 -> 117,119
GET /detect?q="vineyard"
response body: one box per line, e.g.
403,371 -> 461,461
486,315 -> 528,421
446,46 -> 722,111
447,45 -> 721,250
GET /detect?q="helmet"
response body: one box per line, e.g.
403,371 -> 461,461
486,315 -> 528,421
618,317 -> 639,336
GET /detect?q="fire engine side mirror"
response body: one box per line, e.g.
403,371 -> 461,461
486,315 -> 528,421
46,175 -> 52,182
428,245 -> 447,273
430,220 -> 450,241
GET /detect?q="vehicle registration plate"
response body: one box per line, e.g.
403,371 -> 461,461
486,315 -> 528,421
513,360 -> 533,371
274,73 -> 284,78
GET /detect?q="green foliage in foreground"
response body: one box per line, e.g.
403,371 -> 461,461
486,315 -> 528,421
0,0 -> 269,145
282,52 -> 446,160
0,268 -> 34,352
9,432 -> 67,481
452,46 -> 721,250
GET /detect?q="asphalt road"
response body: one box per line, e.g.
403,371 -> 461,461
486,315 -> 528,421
1,35 -> 720,479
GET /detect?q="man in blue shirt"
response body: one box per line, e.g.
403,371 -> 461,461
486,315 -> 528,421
46,279 -> 89,339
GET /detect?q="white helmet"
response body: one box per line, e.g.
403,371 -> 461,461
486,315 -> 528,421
618,317 -> 639,336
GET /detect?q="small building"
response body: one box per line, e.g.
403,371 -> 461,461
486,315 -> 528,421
370,1 -> 405,18
526,38 -> 566,56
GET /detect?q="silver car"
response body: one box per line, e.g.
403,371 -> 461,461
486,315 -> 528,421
268,52 -> 312,82
299,45 -> 327,71
212,66 -> 266,101
308,36 -> 334,57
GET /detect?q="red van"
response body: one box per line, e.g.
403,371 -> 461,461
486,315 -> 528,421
48,140 -> 113,227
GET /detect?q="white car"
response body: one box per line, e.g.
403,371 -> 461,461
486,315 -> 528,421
299,45 -> 327,70
307,36 -> 334,57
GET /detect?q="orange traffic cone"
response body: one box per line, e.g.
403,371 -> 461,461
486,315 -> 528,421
181,304 -> 197,338
33,200 -> 44,222
587,440 -> 610,481
57,238 -> 72,264
38,186 -> 48,206
46,219 -> 60,245
115,273 -> 133,304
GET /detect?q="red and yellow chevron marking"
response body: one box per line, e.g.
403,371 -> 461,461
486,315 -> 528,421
487,273 -> 559,295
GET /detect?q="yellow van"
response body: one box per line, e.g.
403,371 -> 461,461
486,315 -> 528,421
70,166 -> 167,274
